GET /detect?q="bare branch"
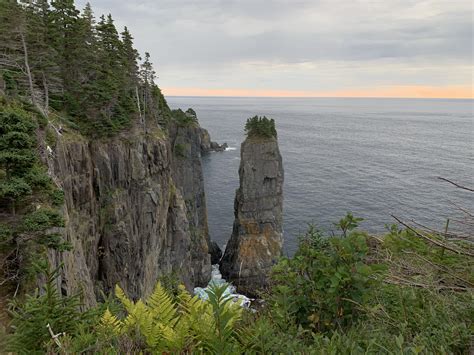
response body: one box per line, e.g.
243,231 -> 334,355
438,177 -> 474,192
391,215 -> 474,257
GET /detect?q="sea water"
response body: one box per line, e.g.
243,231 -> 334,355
168,97 -> 473,255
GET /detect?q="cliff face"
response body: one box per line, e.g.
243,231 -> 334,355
45,121 -> 212,306
168,120 -> 211,286
220,136 -> 284,295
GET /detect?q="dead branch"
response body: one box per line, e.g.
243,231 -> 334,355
402,251 -> 474,287
384,275 -> 471,292
438,177 -> 474,192
391,215 -> 474,257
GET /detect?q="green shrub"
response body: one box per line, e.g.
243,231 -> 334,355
173,143 -> 187,158
6,266 -> 84,353
244,115 -> 277,138
0,101 -> 66,288
269,216 -> 386,332
171,108 -> 198,127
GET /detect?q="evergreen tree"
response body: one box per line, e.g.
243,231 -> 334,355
0,0 -> 169,136
49,0 -> 81,111
74,3 -> 100,113
119,27 -> 140,118
140,52 -> 158,125
90,14 -> 124,131
21,0 -> 61,114
0,1 -> 42,112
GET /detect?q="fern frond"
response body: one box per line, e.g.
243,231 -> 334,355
100,308 -> 123,335
147,282 -> 177,324
115,285 -> 134,313
122,299 -> 148,331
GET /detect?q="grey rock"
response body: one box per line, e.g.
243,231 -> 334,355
209,241 -> 223,264
220,136 -> 284,296
45,122 -> 211,305
169,120 -> 212,286
200,128 -> 227,153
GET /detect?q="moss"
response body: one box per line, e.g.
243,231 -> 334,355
173,143 -> 187,158
45,126 -> 57,147
169,178 -> 177,201
148,127 -> 166,140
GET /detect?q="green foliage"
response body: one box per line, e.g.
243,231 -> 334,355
171,108 -> 198,127
6,265 -> 83,353
244,115 -> 277,138
173,142 -> 187,158
334,211 -> 364,237
48,188 -> 65,206
0,0 -> 170,137
97,282 -> 242,353
45,126 -> 58,147
5,219 -> 472,354
253,214 -> 473,353
270,216 -> 385,332
0,101 -> 67,288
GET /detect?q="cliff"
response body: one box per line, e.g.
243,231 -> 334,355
220,135 -> 284,295
44,115 -> 215,306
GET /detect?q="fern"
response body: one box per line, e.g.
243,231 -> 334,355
101,281 -> 243,353
100,309 -> 123,335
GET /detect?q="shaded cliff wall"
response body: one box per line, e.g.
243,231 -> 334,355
220,136 -> 284,295
168,120 -> 211,286
45,121 -> 212,306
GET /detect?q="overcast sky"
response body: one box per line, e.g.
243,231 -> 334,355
76,0 -> 473,97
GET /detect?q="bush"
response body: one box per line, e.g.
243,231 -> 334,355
244,115 -> 277,138
269,216 -> 385,332
0,101 -> 66,288
6,266 -> 84,353
171,108 -> 198,127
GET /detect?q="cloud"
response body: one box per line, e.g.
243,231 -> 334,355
76,0 -> 473,97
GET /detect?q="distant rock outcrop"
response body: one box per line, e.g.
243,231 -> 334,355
200,129 -> 228,153
220,133 -> 284,295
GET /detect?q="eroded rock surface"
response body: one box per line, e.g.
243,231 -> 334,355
220,136 -> 284,295
46,121 -> 212,306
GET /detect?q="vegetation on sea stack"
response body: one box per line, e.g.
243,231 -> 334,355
245,115 -> 277,138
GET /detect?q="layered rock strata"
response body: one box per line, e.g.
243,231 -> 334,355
220,136 -> 284,295
45,117 -> 215,306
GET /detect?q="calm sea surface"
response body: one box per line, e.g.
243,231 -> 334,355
167,97 -> 474,255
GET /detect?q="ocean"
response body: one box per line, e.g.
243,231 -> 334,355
167,97 -> 474,255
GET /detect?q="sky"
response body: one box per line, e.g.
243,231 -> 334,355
76,0 -> 473,98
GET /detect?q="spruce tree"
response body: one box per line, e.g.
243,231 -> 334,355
119,27 -> 140,118
21,0 -> 61,114
49,0 -> 81,111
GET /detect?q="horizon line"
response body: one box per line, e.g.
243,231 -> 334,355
162,85 -> 473,100
166,95 -> 473,100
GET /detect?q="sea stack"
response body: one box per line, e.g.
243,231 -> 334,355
221,116 -> 284,295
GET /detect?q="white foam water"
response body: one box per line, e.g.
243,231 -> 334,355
194,265 -> 252,308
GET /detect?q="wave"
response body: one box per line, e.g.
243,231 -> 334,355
225,147 -> 237,151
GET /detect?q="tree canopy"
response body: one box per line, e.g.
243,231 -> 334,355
0,0 -> 170,136
244,115 -> 277,138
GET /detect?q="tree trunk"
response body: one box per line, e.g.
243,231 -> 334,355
42,71 -> 49,116
135,85 -> 144,131
20,32 -> 39,112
